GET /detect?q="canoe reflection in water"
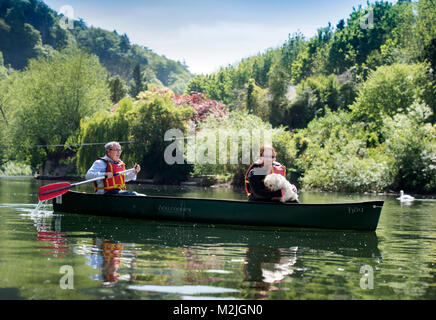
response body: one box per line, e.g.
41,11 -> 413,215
29,214 -> 69,258
50,213 -> 381,297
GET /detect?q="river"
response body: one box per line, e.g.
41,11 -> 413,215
0,177 -> 435,300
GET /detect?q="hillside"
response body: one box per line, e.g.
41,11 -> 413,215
185,0 -> 435,124
0,0 -> 193,93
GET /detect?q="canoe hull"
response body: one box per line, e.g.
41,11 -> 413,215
52,191 -> 383,231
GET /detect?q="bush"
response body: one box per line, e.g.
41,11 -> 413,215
5,46 -> 111,173
382,102 -> 436,193
350,62 -> 434,134
0,161 -> 33,176
294,109 -> 393,192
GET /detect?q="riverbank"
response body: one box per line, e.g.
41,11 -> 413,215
3,174 -> 435,197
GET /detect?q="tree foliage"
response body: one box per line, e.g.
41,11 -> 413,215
0,0 -> 68,69
350,62 -> 434,135
4,47 -> 111,172
172,91 -> 228,126
0,0 -> 193,92
192,109 -> 296,186
107,75 -> 128,104
77,88 -> 194,183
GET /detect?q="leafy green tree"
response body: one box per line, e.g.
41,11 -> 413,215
414,0 -> 436,71
293,109 -> 394,192
350,62 -> 434,135
0,0 -> 68,69
236,78 -> 269,119
76,98 -> 133,175
185,74 -> 210,95
128,90 -> 193,182
326,1 -> 412,75
5,47 -> 111,173
289,26 -> 333,83
279,74 -> 350,130
129,63 -> 145,98
208,69 -> 233,103
382,102 -> 436,193
119,33 -> 130,53
281,32 -> 306,73
267,60 -> 289,127
77,90 -> 194,183
108,75 -> 127,104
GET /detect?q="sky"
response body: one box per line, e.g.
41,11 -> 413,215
42,0 -> 374,75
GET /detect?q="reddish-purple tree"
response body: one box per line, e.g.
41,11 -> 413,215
172,91 -> 228,126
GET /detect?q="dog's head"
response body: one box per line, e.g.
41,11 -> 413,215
264,174 -> 282,191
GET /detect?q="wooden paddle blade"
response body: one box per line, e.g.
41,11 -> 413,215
38,182 -> 72,201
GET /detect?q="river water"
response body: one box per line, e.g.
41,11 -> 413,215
0,177 -> 435,300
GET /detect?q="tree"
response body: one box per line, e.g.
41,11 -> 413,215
172,91 -> 228,126
108,75 -> 127,104
382,103 -> 436,193
233,78 -> 269,119
119,33 -> 130,53
77,89 -> 194,183
415,0 -> 436,71
128,91 -> 193,182
130,63 -> 144,98
5,47 -> 111,173
336,19 -> 345,31
326,2 -> 411,74
350,62 -> 434,135
0,0 -> 68,69
293,109 -> 394,193
267,60 -> 290,127
185,75 -> 210,95
192,109 -> 295,186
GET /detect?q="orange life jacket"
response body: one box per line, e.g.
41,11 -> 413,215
93,158 -> 126,192
244,161 -> 286,197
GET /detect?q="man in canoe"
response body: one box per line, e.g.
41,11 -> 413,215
245,145 -> 299,203
86,141 -> 143,196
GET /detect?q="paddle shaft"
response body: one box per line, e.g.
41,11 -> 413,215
39,168 -> 135,196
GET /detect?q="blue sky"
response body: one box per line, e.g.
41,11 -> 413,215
43,0 -> 375,74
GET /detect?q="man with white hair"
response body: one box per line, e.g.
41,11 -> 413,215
86,141 -> 143,195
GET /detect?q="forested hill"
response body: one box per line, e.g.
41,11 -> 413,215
0,0 -> 192,93
186,0 -> 435,126
183,0 -> 436,193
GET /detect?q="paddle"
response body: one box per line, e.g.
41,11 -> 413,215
38,168 -> 136,201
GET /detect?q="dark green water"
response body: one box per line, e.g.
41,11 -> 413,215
0,177 -> 435,300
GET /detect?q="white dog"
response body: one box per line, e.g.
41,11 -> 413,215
264,173 -> 299,203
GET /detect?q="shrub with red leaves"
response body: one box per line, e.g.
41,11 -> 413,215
172,91 -> 228,125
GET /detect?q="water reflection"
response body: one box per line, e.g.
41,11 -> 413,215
86,239 -> 137,286
2,177 -> 436,299
36,226 -> 68,258
244,245 -> 298,299
46,213 -> 380,298
25,208 -> 69,258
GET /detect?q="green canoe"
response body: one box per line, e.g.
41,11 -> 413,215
52,191 -> 383,231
